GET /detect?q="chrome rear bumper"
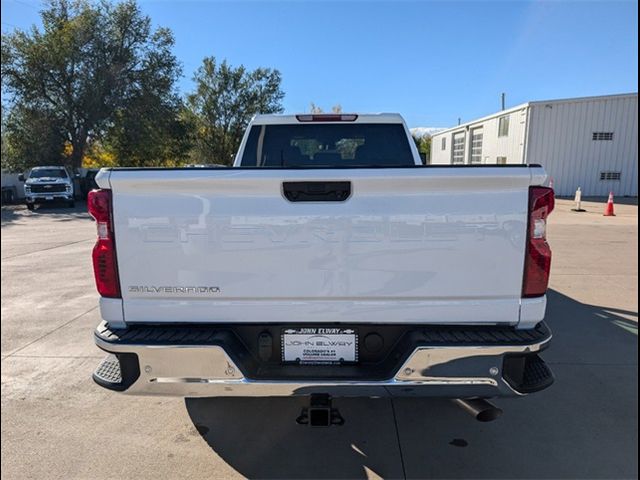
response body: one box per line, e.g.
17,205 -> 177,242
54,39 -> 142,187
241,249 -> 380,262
93,321 -> 553,398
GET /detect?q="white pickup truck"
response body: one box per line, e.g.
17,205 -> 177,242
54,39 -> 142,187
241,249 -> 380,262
90,113 -> 554,424
19,166 -> 76,210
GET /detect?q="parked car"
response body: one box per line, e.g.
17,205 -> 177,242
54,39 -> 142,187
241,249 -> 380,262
89,113 -> 555,425
19,166 -> 76,210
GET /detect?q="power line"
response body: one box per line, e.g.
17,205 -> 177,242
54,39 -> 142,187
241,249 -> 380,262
6,0 -> 40,10
2,0 -> 39,31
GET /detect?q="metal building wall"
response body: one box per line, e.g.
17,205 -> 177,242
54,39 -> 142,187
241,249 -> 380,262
430,105 -> 529,165
429,131 -> 451,164
526,94 -> 638,196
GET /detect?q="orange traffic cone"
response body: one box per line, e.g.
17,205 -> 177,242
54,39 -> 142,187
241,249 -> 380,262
603,192 -> 616,216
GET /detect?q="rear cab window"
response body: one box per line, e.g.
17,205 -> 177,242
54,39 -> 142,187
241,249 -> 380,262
240,123 -> 415,167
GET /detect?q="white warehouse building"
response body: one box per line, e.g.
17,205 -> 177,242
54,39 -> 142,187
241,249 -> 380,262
430,93 -> 638,196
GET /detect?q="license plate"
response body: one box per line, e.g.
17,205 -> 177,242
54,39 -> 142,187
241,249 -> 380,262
282,328 -> 357,364
45,196 -> 54,201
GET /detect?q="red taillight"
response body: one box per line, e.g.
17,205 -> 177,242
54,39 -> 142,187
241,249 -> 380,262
523,186 -> 555,297
295,114 -> 358,122
88,189 -> 121,298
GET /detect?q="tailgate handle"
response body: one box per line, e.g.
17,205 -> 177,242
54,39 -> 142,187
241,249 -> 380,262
282,181 -> 351,202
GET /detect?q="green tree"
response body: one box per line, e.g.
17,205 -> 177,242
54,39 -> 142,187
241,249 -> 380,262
104,92 -> 192,167
419,135 -> 431,161
1,0 -> 182,170
187,57 -> 284,165
1,104 -> 9,168
412,134 -> 432,164
3,105 -> 67,171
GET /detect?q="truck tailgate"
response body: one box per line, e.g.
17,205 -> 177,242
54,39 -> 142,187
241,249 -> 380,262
102,166 -> 546,325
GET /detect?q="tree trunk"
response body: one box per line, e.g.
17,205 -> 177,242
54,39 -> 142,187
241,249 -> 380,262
70,134 -> 87,172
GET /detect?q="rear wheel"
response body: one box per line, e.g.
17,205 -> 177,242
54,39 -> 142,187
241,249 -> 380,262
68,201 -> 75,208
26,203 -> 35,211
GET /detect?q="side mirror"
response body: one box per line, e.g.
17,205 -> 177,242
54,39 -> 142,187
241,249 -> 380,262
75,173 -> 81,178
18,174 -> 25,182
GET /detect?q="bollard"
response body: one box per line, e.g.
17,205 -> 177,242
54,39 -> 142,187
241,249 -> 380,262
571,187 -> 586,212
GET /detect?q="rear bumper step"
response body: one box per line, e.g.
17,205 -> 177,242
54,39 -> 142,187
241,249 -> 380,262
503,353 -> 555,393
92,353 -> 139,392
93,321 -> 553,398
94,354 -> 122,385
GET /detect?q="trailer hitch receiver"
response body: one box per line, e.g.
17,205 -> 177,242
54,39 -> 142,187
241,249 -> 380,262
296,394 -> 344,427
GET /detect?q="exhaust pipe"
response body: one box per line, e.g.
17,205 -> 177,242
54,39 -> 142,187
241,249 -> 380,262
453,398 -> 503,422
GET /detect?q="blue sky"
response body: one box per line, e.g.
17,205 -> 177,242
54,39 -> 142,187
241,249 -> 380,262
2,0 -> 638,128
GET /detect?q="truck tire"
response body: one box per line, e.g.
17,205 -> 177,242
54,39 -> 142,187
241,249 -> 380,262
26,203 -> 35,211
68,200 -> 75,208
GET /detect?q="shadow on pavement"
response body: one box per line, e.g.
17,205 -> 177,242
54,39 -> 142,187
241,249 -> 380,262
1,201 -> 90,226
185,289 -> 637,479
544,288 -> 637,364
393,289 -> 637,479
0,205 -> 21,225
185,396 -> 404,479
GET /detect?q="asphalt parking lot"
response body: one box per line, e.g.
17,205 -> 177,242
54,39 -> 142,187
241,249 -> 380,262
1,197 -> 638,479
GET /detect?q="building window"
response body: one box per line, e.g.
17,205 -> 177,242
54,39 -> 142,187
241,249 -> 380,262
498,116 -> 510,137
497,156 -> 507,165
600,171 -> 621,181
452,132 -> 465,164
593,132 -> 614,141
441,137 -> 446,150
470,128 -> 483,164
